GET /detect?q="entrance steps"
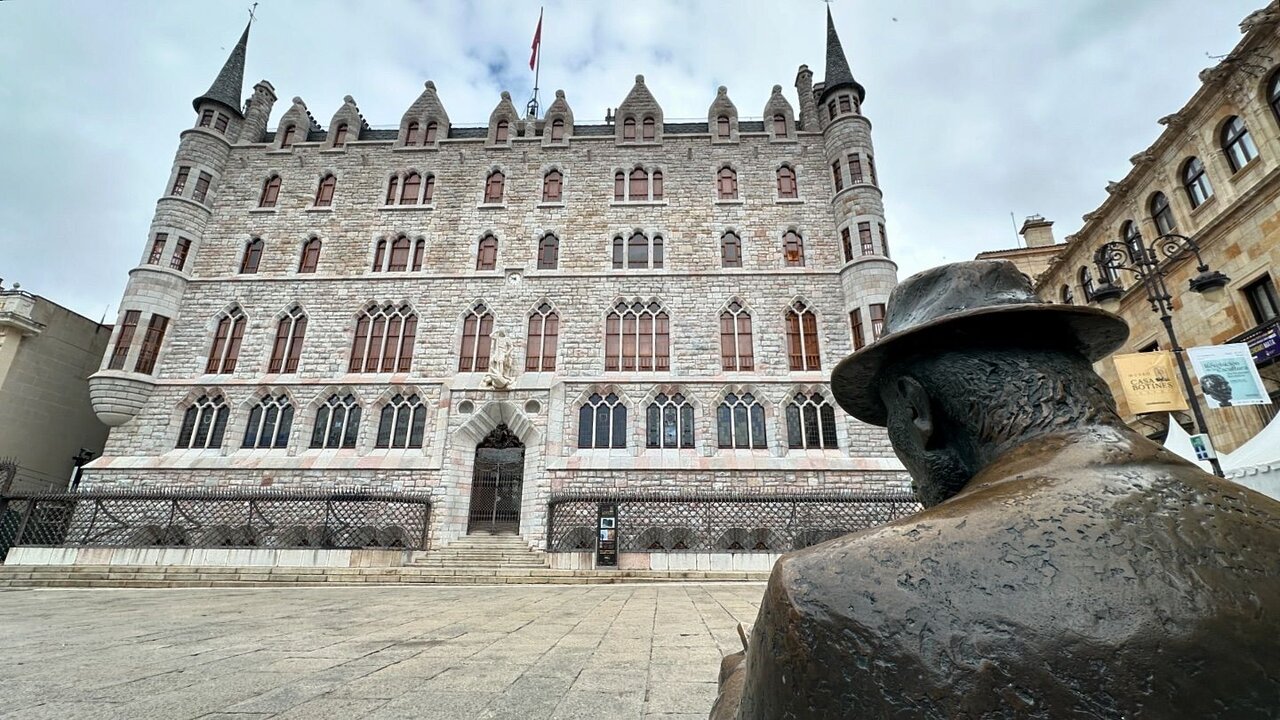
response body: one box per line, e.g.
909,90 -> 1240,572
411,533 -> 550,570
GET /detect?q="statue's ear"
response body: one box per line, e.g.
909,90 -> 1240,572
896,376 -> 934,448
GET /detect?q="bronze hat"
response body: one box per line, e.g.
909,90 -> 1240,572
831,260 -> 1129,426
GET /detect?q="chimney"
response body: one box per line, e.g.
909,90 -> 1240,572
1020,215 -> 1056,248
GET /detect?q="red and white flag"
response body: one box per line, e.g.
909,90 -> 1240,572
530,9 -> 543,70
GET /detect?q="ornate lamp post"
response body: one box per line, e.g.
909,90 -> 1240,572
1091,231 -> 1230,477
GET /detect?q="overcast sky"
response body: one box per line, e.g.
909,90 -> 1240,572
0,0 -> 1262,321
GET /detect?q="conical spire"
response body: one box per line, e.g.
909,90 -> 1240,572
821,6 -> 866,105
192,21 -> 250,115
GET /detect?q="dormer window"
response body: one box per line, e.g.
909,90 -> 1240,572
425,121 -> 438,143
716,115 -> 731,139
495,120 -> 509,143
642,117 -> 656,141
405,122 -> 421,146
332,123 -> 349,147
623,118 -> 637,142
280,125 -> 297,148
550,118 -> 565,142
773,114 -> 787,136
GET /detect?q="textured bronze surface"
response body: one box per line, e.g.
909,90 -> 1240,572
714,261 -> 1280,719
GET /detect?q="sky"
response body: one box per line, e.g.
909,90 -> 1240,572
0,0 -> 1263,322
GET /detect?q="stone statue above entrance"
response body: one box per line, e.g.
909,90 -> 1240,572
483,330 -> 518,390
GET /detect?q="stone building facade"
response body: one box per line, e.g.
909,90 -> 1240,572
1029,3 -> 1280,453
83,13 -> 907,546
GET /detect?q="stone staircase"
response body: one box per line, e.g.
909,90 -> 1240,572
411,533 -> 550,571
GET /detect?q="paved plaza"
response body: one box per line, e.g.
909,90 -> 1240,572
0,584 -> 763,719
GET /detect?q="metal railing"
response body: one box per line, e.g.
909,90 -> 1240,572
546,491 -> 921,553
0,489 -> 433,561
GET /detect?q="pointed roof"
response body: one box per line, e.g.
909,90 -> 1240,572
192,21 -> 250,115
820,7 -> 866,105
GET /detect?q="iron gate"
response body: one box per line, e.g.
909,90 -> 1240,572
468,447 -> 524,533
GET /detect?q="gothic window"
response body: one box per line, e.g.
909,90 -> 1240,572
858,221 -> 874,255
298,238 -> 321,273
405,121 -> 420,146
785,300 -> 820,371
193,171 -> 212,204
385,176 -> 399,205
642,116 -> 656,141
215,113 -> 229,133
240,238 -> 263,274
777,165 -> 797,199
870,303 -> 887,340
375,394 -> 426,449
476,234 -> 498,270
459,302 -> 494,372
107,310 -> 139,370
314,174 -> 336,207
783,230 -> 805,267
206,308 -> 246,374
259,175 -> 281,207
646,393 -> 694,449
332,123 -> 348,147
849,309 -> 865,351
484,170 -> 505,203
629,168 -> 647,198
526,302 -> 559,371
268,306 -> 307,373
1221,116 -> 1258,173
170,237 -> 190,271
423,174 -> 435,203
716,115 -> 731,139
349,303 -> 417,373
1269,70 -> 1280,123
543,169 -> 563,202
614,171 -> 626,201
388,236 -> 411,271
412,238 -> 425,271
717,392 -> 766,449
786,392 -> 838,449
550,118 -> 565,142
1150,192 -> 1176,235
495,120 -> 509,142
310,394 -> 361,449
841,228 -> 853,262
721,231 -> 742,268
613,231 -> 662,270
719,300 -> 754,371
1079,267 -> 1096,300
831,161 -> 844,192
605,300 -> 669,372
577,392 -> 627,449
242,394 -> 294,450
537,233 -> 559,270
717,167 -> 738,200
1182,157 -> 1213,208
134,314 -> 169,374
773,113 -> 787,137
401,172 -> 422,205
280,124 -> 297,148
623,117 -> 636,142
171,166 -> 190,196
1060,284 -> 1074,305
199,109 -> 213,127
878,223 -> 890,258
868,155 -> 878,185
176,394 -> 229,449
652,170 -> 663,199
425,121 -> 438,143
848,154 -> 864,184
147,233 -> 167,265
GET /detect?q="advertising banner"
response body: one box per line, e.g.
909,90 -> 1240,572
1186,343 -> 1273,409
1113,352 -> 1188,414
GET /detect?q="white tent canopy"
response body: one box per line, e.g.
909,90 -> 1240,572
1161,414 -> 1213,474
1160,412 -> 1280,499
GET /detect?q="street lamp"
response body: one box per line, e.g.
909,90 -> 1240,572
1091,231 -> 1230,477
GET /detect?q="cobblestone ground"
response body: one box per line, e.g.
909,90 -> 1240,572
0,584 -> 764,719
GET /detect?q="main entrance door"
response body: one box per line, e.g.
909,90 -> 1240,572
467,424 -> 525,534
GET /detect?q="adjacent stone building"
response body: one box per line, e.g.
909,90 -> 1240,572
83,12 -> 908,546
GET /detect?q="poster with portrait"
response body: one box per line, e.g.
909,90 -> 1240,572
1186,343 -> 1272,409
1112,352 -> 1188,414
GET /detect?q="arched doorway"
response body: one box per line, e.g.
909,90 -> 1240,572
468,423 -> 525,534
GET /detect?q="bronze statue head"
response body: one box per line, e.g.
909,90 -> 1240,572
832,260 -> 1131,506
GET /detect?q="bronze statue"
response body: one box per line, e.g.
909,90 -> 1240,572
712,260 -> 1280,719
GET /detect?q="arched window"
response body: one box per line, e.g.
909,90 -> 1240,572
615,231 -> 662,269
642,116 -> 656,141
1060,284 -> 1074,305
646,393 -> 694,449
280,124 -> 297,148
773,113 -> 787,137
476,234 -> 498,270
526,302 -> 559,371
777,165 -> 797,199
372,239 -> 387,271
349,303 -> 417,373
1182,157 -> 1213,208
623,117 -> 637,142
716,115 -> 731,139
298,237 -> 321,273
495,120 -> 509,143
375,394 -> 426,449
849,309 -> 865,350
259,176 -> 281,208
385,176 -> 399,206
605,300 -> 669,371
425,121 -> 438,143
332,123 -> 349,147
1221,116 -> 1258,173
1269,70 -> 1280,123
721,231 -> 743,268
783,230 -> 805,267
387,235 -> 411,271
405,121 -> 420,146
652,170 -> 663,199
629,168 -> 647,199
719,300 -> 753,371
176,394 -> 229,449
786,393 -> 838,449
412,238 -> 425,271
268,306 -> 307,373
550,118 -> 565,142
717,392 -> 766,449
314,174 -> 336,207
785,300 -> 820,371
459,302 -> 494,372
614,171 -> 626,201
1079,267 -> 1096,300
242,394 -> 294,450
310,394 -> 360,449
577,393 -> 626,449
206,308 -> 246,374
537,233 -> 559,270
717,167 -> 738,200
543,169 -> 563,202
484,170 -> 505,204
400,172 -> 421,205
422,174 -> 435,204
240,238 -> 263,274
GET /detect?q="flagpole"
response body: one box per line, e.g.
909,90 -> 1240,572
527,7 -> 544,119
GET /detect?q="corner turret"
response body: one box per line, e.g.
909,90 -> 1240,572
819,7 -> 866,110
192,21 -> 250,117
